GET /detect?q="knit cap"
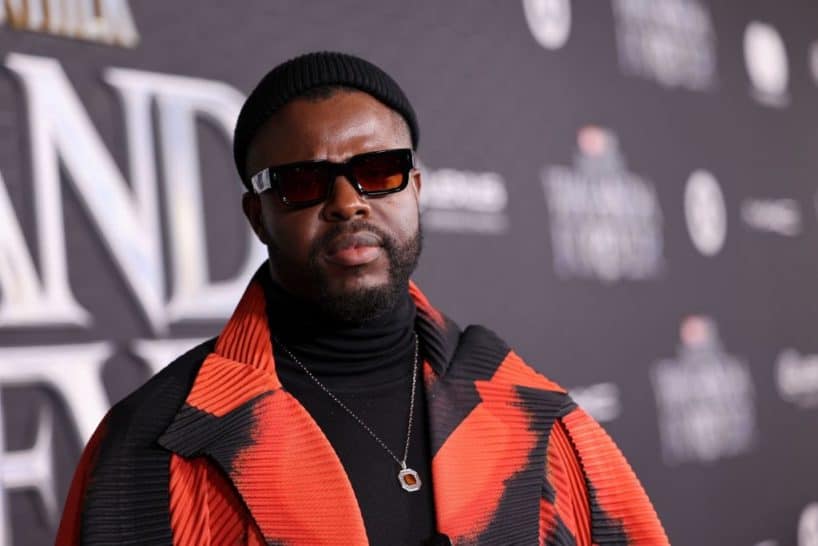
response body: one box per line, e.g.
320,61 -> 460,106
233,51 -> 419,188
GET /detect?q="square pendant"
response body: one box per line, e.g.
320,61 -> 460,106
398,468 -> 422,492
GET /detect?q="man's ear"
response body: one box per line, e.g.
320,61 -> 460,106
410,168 -> 422,197
241,192 -> 271,245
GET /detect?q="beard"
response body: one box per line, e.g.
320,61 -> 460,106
270,219 -> 422,325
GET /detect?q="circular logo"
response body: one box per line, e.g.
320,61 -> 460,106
522,0 -> 571,50
800,503 -> 818,546
743,21 -> 789,102
685,170 -> 726,256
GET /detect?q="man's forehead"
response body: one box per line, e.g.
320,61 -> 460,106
293,93 -> 407,140
246,91 -> 410,168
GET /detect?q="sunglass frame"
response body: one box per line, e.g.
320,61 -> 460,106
250,148 -> 415,207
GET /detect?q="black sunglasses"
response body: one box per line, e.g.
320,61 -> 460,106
250,148 -> 415,207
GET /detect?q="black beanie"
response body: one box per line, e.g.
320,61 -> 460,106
233,51 -> 419,188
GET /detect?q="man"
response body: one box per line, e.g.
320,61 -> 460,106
57,51 -> 669,545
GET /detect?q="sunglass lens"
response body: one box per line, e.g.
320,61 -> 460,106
278,166 -> 330,204
353,152 -> 409,193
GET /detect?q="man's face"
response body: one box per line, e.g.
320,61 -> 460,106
242,90 -> 422,323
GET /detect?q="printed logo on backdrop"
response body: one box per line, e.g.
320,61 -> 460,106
541,126 -> 664,283
611,0 -> 717,91
419,162 -> 509,234
684,169 -> 726,256
569,382 -> 621,423
741,198 -> 802,237
0,0 -> 139,47
522,0 -> 571,50
801,503 -> 818,546
0,53 -> 263,541
650,316 -> 757,465
777,349 -> 818,409
744,22 -> 790,107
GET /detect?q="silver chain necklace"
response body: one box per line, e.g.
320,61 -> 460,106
274,334 -> 422,493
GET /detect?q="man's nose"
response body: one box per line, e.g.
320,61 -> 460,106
321,175 -> 371,221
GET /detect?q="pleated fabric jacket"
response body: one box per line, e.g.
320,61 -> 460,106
56,270 -> 670,545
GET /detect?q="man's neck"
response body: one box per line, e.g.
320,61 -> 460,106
260,268 -> 417,385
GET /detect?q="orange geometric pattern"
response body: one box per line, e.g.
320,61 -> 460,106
227,389 -> 368,545
433,384 -> 538,541
562,408 -> 669,545
169,455 -> 265,545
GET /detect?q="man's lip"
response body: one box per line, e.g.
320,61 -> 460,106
324,245 -> 382,267
324,231 -> 383,256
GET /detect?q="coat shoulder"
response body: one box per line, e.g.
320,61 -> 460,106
453,324 -> 571,398
77,339 -> 217,544
104,338 -> 216,447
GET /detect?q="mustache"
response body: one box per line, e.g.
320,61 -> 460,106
309,221 -> 396,260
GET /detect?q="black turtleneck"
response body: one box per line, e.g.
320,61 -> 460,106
261,273 -> 438,546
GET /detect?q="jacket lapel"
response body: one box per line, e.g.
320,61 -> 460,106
427,326 -> 569,544
159,274 -> 368,545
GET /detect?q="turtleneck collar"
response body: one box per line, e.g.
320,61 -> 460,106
259,267 -> 417,387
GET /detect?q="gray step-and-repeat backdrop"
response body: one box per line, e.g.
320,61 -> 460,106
1,1 -> 817,544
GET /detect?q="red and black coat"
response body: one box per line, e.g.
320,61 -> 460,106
57,272 -> 669,545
